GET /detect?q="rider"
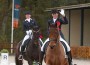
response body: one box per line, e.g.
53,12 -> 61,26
40,9 -> 73,65
19,11 -> 43,60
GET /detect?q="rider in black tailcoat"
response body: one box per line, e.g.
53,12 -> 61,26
40,9 -> 73,65
19,11 -> 43,60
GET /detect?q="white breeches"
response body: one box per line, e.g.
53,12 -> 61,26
20,31 -> 33,51
20,34 -> 30,51
21,30 -> 33,46
41,36 -> 70,52
60,36 -> 70,51
21,34 -> 30,46
41,38 -> 49,52
39,38 -> 44,44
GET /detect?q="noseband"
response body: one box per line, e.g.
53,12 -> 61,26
49,38 -> 60,49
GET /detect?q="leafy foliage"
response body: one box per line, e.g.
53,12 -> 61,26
0,0 -> 90,43
0,49 -> 9,53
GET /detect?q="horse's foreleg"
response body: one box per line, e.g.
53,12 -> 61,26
28,59 -> 33,65
15,55 -> 23,65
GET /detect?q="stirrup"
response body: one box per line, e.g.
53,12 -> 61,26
70,62 -> 73,65
69,61 -> 73,65
18,55 -> 23,60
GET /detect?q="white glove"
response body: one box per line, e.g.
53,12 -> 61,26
59,9 -> 65,16
26,30 -> 32,35
28,30 -> 32,35
26,31 -> 29,35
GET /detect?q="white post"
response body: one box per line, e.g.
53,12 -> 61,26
11,0 -> 14,54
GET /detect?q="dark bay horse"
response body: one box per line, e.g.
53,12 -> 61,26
44,25 -> 69,65
15,26 -> 41,65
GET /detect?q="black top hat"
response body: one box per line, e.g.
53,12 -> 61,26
25,11 -> 31,15
51,9 -> 59,14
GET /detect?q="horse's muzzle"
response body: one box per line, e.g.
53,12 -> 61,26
50,45 -> 55,49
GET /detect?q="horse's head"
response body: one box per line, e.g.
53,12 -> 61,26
32,26 -> 40,43
49,25 -> 60,49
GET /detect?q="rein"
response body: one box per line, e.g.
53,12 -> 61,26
33,29 -> 40,33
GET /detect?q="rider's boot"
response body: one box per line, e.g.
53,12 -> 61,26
40,52 -> 44,65
18,39 -> 30,60
18,53 -> 23,60
67,51 -> 73,65
18,46 -> 24,60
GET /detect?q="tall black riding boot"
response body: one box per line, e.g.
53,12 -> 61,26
67,51 -> 73,65
18,45 -> 25,60
40,52 -> 44,65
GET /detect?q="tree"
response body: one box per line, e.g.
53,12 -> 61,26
0,0 -> 90,43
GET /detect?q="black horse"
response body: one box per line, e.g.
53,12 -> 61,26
15,26 -> 42,65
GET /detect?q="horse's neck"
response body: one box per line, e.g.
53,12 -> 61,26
32,37 -> 38,41
57,33 -> 60,42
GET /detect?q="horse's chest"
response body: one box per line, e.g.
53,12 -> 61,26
27,45 -> 40,58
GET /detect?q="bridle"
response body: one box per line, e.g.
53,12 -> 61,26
33,29 -> 40,33
32,28 -> 40,45
49,27 -> 60,49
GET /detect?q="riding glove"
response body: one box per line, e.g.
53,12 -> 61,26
26,30 -> 32,35
60,9 -> 65,16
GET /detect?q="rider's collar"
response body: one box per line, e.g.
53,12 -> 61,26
25,18 -> 32,22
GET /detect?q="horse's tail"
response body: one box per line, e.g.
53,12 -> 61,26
15,41 -> 23,65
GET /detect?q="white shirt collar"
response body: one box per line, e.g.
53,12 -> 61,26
53,18 -> 57,23
25,18 -> 32,22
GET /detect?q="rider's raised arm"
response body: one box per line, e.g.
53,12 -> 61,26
59,17 -> 68,24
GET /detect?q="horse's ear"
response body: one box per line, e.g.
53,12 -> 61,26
33,25 -> 39,31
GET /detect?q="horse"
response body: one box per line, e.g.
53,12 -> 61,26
44,25 -> 69,65
15,26 -> 41,65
